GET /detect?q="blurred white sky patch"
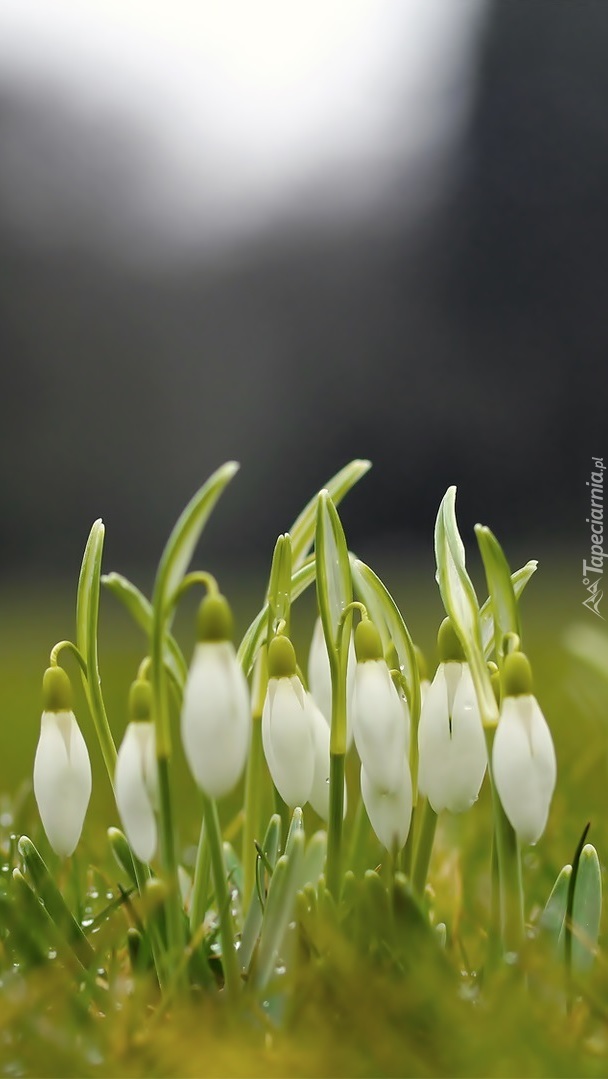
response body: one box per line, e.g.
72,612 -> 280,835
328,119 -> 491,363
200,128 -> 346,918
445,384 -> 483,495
0,0 -> 488,259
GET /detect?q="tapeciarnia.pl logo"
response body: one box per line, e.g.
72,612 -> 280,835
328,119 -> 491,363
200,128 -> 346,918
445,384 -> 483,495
582,456 -> 606,619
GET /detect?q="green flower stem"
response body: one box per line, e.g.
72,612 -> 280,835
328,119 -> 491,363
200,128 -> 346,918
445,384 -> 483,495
201,793 -> 240,1000
49,640 -> 87,677
484,729 -> 524,958
242,648 -> 268,907
347,797 -> 369,876
326,609 -> 352,899
189,816 -> 211,936
412,800 -> 437,898
402,804 -> 416,878
170,570 -> 219,607
156,755 -> 186,988
50,638 -> 117,783
327,752 -> 345,900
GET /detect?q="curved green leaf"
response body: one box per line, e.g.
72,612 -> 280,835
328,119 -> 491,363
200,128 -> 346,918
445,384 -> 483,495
289,459 -> 371,569
539,863 -> 571,944
238,558 -> 317,676
76,519 -> 117,777
475,525 -> 521,661
102,572 -> 188,689
434,488 -> 498,725
151,461 -> 239,756
248,831 -> 305,991
315,491 -> 352,652
266,533 -> 293,641
570,843 -> 602,973
480,561 -> 538,658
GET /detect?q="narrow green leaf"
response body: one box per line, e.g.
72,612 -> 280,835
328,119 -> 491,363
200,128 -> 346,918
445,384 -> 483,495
350,557 -> 421,732
571,844 -> 602,973
266,533 -> 293,640
153,461 -> 239,618
76,519 -> 117,777
102,572 -> 188,689
0,877 -> 50,967
315,491 -> 352,652
289,459 -> 371,569
108,826 -> 142,891
434,488 -> 498,725
565,822 -> 591,992
18,836 -> 95,968
475,525 -> 521,661
480,561 -> 538,658
285,806 -> 305,856
151,461 -> 239,757
297,831 -> 327,893
249,831 -> 305,991
240,814 -> 282,972
539,864 -> 571,944
238,558 -> 317,676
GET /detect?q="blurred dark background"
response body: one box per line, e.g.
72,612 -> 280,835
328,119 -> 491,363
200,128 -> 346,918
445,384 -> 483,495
0,0 -> 605,581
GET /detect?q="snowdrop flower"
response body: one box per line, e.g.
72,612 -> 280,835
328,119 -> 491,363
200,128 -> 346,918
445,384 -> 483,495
262,635 -> 314,807
33,666 -> 92,857
306,692 -> 347,821
308,615 -> 356,749
360,760 -> 412,853
492,651 -> 556,845
115,679 -> 158,862
417,619 -> 487,814
181,592 -> 251,799
351,620 -> 408,792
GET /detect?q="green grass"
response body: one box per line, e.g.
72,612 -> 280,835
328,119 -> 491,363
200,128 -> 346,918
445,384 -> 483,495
1,554 -> 607,1077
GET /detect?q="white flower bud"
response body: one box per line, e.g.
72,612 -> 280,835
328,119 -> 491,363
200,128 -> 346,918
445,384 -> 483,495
417,662 -> 487,814
308,616 -> 355,750
305,693 -> 347,821
351,659 -> 407,791
115,721 -> 158,862
360,761 -> 412,853
492,694 -> 557,845
33,711 -> 92,857
262,675 -> 314,807
181,641 -> 251,799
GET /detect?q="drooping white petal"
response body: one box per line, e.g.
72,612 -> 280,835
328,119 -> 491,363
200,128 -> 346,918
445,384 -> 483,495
181,641 -> 251,799
262,676 -> 314,806
360,761 -> 412,853
351,660 -> 407,791
33,711 -> 92,858
308,616 -> 356,750
417,662 -> 486,813
305,693 -> 347,821
492,694 -> 557,845
115,722 -> 158,862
